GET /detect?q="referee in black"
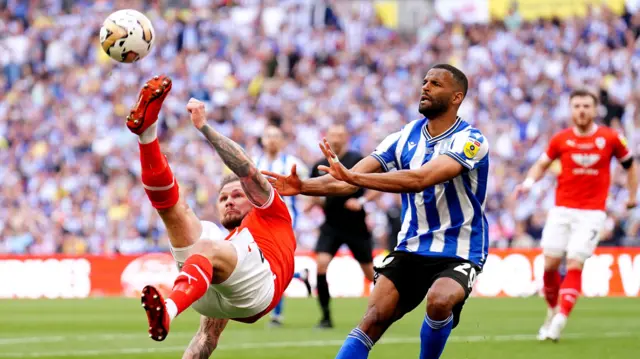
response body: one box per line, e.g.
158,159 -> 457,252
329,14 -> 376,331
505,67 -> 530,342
308,123 -> 378,329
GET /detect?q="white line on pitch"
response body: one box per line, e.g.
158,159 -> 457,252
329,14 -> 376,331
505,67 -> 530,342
0,332 -> 635,358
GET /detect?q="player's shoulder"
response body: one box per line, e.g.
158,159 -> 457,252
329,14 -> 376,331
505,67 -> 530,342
595,125 -> 622,139
450,121 -> 487,143
449,122 -> 490,160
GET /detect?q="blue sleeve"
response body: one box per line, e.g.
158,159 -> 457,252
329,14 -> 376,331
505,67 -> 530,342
370,131 -> 401,172
445,129 -> 489,170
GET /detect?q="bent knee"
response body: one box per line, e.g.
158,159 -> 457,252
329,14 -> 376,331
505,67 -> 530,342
426,290 -> 457,316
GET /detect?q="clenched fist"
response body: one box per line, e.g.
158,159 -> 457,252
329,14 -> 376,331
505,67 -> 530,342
186,98 -> 207,129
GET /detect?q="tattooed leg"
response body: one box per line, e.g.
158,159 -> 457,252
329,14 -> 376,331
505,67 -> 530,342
183,317 -> 229,359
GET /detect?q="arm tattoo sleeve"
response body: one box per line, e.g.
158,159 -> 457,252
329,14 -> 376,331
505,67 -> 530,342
182,317 -> 228,359
199,124 -> 272,206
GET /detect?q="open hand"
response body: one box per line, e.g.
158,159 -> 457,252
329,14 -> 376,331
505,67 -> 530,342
261,164 -> 302,196
511,183 -> 531,202
317,138 -> 354,183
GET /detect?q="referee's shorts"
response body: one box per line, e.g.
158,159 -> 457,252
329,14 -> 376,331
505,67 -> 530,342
315,226 -> 373,263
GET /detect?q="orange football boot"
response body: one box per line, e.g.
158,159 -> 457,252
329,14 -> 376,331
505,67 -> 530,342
127,75 -> 172,135
141,285 -> 171,342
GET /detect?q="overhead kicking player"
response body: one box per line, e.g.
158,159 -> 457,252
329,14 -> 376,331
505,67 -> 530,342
126,75 -> 296,357
514,89 -> 637,341
265,64 -> 489,359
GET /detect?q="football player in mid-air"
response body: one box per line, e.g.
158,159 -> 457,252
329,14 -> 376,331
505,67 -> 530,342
265,64 -> 490,359
126,75 -> 297,358
514,89 -> 637,341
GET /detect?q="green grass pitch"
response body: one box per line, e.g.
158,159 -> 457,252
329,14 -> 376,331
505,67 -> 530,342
0,297 -> 638,358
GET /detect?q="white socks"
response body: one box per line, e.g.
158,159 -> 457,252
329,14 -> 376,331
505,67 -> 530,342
139,123 -> 158,144
165,299 -> 178,322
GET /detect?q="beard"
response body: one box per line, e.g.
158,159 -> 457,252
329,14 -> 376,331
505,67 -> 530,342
221,213 -> 245,230
419,98 -> 448,118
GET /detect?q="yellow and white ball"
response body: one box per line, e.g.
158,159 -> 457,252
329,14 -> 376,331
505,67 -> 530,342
100,9 -> 155,63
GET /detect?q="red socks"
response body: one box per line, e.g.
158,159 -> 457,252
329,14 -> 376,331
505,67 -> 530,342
139,139 -> 179,209
559,269 -> 582,316
167,254 -> 213,317
543,270 -> 561,308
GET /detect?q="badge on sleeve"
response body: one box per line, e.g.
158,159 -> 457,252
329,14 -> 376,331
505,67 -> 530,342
463,139 -> 481,159
618,134 -> 628,148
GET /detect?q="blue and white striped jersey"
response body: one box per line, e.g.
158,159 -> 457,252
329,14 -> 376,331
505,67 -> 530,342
371,117 -> 490,267
254,153 -> 309,229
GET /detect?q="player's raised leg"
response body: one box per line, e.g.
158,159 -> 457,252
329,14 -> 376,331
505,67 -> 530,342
126,75 -> 203,251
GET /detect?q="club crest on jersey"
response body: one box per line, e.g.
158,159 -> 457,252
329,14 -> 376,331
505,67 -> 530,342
463,140 -> 481,159
595,137 -> 606,150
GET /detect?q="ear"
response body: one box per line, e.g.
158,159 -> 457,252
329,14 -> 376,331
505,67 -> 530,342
451,91 -> 464,106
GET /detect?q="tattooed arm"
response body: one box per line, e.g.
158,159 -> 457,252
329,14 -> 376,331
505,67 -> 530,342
186,98 -> 272,207
182,317 -> 229,359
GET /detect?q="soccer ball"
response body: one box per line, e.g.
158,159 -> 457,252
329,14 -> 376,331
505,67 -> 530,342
100,9 -> 155,63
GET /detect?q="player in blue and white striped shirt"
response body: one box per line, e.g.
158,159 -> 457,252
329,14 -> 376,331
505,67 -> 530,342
265,64 -> 489,359
253,125 -> 311,327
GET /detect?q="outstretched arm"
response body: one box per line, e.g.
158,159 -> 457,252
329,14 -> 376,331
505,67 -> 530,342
187,99 -> 272,207
262,155 -> 382,197
303,156 -> 382,195
513,154 -> 553,198
183,317 -> 229,359
322,154 -> 464,193
317,130 -> 489,193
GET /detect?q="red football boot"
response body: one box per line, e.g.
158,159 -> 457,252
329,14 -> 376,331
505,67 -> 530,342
127,75 -> 172,135
141,285 -> 171,342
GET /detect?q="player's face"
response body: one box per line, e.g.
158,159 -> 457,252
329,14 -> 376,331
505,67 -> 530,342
570,95 -> 597,128
418,69 -> 456,118
217,181 -> 252,230
262,127 -> 284,155
326,125 -> 348,155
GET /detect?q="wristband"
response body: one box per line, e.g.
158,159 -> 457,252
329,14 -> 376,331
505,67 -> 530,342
358,197 -> 368,206
522,178 -> 535,190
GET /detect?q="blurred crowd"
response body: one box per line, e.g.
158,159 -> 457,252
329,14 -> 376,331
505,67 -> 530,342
2,0 -> 640,255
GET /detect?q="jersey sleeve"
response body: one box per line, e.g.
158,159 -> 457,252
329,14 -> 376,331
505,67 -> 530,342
253,186 -> 292,222
445,129 -> 489,170
612,131 -> 632,162
545,134 -> 562,161
371,131 -> 401,172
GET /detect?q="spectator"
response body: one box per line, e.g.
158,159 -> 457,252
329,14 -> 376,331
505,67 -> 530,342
1,1 -> 639,255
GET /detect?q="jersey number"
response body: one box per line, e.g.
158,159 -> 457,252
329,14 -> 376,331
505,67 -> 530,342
259,249 -> 265,263
589,230 -> 599,243
454,263 -> 477,289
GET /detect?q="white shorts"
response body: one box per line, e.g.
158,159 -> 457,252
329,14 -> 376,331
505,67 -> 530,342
170,221 -> 275,319
540,206 -> 607,261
